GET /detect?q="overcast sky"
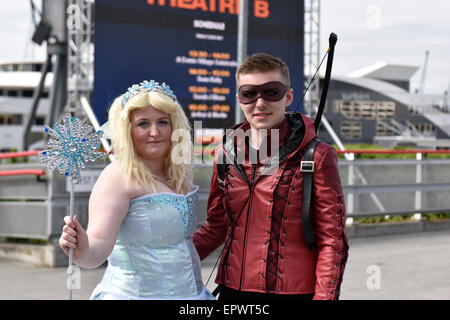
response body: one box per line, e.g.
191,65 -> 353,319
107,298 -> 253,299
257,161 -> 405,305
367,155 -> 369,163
1,0 -> 449,95
321,0 -> 450,95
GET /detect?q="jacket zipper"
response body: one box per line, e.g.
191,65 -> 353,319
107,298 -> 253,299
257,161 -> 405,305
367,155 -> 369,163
238,164 -> 257,290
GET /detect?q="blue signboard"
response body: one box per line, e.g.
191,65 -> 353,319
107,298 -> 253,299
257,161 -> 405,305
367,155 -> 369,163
93,0 -> 303,142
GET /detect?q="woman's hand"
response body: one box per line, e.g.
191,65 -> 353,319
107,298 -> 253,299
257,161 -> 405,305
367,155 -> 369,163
57,162 -> 130,269
59,215 -> 89,262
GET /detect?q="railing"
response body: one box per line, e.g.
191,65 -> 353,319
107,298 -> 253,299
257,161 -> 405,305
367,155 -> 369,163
0,150 -> 97,266
0,151 -> 45,177
1,148 -> 450,265
0,150 -> 40,159
0,169 -> 45,177
336,149 -> 450,223
336,149 -> 450,155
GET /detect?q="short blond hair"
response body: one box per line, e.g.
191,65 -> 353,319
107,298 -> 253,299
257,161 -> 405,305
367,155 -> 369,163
236,53 -> 291,87
108,90 -> 192,194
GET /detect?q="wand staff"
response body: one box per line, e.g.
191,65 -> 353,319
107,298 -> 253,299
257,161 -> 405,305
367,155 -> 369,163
40,113 -> 105,300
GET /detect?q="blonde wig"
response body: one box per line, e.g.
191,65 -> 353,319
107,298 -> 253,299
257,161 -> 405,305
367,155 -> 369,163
108,90 -> 193,194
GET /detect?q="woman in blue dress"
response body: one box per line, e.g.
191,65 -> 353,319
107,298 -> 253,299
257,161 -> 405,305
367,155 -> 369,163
59,80 -> 214,300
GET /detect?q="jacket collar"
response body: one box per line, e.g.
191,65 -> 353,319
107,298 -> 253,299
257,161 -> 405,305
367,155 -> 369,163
222,112 -> 316,176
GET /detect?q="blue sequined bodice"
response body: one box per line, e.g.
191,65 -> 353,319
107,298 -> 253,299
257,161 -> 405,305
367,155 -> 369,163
90,186 -> 212,300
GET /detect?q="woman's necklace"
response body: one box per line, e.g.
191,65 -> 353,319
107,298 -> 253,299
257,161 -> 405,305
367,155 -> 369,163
152,175 -> 168,183
152,174 -> 177,194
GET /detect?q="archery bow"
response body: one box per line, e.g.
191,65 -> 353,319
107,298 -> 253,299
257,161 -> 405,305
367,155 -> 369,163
296,33 -> 338,251
314,33 -> 338,132
295,32 -> 338,134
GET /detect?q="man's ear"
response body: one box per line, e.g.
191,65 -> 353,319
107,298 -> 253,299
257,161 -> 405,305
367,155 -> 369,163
285,88 -> 294,107
236,93 -> 243,110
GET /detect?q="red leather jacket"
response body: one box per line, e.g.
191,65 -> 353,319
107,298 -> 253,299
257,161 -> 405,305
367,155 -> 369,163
193,112 -> 349,299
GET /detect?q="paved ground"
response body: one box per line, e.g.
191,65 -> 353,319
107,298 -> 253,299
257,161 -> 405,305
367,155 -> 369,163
0,230 -> 449,300
340,229 -> 450,300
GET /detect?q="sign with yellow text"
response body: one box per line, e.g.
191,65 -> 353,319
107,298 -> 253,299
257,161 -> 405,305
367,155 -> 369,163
93,0 -> 304,143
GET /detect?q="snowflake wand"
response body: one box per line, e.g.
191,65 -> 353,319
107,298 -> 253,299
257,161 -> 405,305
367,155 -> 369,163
39,113 -> 105,300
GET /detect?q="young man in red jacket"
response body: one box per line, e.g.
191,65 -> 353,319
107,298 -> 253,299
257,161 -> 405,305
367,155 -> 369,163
193,53 -> 349,300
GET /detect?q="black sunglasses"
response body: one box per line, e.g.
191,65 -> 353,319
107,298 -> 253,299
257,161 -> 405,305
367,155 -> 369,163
237,81 -> 289,104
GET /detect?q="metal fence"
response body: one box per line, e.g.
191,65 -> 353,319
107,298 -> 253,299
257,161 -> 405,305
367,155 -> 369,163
194,153 -> 450,224
0,162 -> 95,241
1,151 -> 450,243
339,153 -> 450,221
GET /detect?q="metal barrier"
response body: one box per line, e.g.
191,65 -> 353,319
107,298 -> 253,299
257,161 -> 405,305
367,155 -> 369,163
337,150 -> 450,222
0,151 -> 103,266
1,149 -> 450,265
0,161 -> 99,242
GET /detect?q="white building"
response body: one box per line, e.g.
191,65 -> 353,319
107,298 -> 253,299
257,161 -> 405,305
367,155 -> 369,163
0,60 -> 52,151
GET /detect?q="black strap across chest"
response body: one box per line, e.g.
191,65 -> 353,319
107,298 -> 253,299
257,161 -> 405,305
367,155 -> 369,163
300,139 -> 319,250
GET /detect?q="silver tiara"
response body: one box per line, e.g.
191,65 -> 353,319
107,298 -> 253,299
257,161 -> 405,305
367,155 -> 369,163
121,80 -> 177,108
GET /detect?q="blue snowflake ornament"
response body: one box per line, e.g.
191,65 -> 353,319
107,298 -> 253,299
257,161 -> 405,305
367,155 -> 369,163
39,113 -> 106,184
